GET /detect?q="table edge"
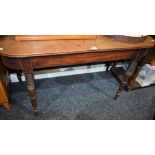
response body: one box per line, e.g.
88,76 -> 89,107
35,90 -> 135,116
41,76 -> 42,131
0,46 -> 153,58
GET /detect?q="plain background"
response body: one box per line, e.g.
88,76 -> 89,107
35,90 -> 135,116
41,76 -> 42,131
0,0 -> 155,155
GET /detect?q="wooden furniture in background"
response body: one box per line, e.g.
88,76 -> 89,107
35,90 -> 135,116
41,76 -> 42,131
108,35 -> 147,43
0,58 -> 10,110
0,35 -> 154,115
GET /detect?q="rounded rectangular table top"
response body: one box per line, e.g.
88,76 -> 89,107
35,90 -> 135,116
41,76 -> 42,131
0,35 -> 155,58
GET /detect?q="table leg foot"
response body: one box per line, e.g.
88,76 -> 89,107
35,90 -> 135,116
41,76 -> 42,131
114,62 -> 137,99
114,93 -> 119,100
114,82 -> 126,100
25,73 -> 38,114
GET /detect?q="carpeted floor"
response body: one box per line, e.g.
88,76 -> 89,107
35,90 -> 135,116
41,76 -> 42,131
0,71 -> 155,120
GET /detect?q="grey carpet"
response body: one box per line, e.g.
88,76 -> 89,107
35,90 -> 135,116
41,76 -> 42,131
0,71 -> 155,120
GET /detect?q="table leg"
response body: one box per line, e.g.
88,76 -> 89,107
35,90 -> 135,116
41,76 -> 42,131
127,65 -> 142,90
25,73 -> 38,115
105,62 -> 111,71
114,53 -> 142,99
128,52 -> 148,90
111,61 -> 117,70
114,68 -> 133,100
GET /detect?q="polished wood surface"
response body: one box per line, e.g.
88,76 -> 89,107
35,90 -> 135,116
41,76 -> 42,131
15,35 -> 97,41
0,36 -> 154,58
0,35 -> 154,115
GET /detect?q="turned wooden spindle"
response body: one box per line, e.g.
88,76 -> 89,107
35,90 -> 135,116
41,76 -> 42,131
115,49 -> 150,99
25,73 -> 38,115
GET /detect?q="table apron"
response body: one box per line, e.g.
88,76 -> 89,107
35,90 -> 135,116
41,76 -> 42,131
1,49 -> 145,70
31,50 -> 143,69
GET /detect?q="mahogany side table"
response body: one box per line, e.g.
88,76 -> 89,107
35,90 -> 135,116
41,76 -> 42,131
0,36 -> 154,115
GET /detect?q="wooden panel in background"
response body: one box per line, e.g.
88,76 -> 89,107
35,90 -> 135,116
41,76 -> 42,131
0,58 -> 10,110
15,35 -> 97,41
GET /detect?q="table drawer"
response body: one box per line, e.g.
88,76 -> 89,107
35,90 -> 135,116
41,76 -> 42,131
32,49 -> 141,69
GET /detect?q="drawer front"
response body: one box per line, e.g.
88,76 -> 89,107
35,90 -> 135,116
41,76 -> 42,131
32,50 -> 140,69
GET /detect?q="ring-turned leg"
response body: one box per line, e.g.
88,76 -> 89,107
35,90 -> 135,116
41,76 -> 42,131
127,65 -> 142,90
114,49 -> 150,99
25,73 -> 38,116
114,54 -> 140,99
128,52 -> 148,90
114,66 -> 134,99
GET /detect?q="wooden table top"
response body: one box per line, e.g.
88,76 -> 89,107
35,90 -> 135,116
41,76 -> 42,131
0,35 -> 155,58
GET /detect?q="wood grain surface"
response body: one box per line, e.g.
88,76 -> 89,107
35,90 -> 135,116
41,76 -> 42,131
15,35 -> 97,41
0,36 -> 154,58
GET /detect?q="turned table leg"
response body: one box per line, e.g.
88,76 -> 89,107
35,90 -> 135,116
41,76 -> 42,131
128,51 -> 149,90
114,66 -> 133,99
111,61 -> 117,70
105,62 -> 111,71
114,50 -> 149,100
25,73 -> 38,115
126,64 -> 143,90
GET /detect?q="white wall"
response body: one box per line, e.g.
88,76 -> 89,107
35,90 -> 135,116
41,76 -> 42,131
10,64 -> 108,82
